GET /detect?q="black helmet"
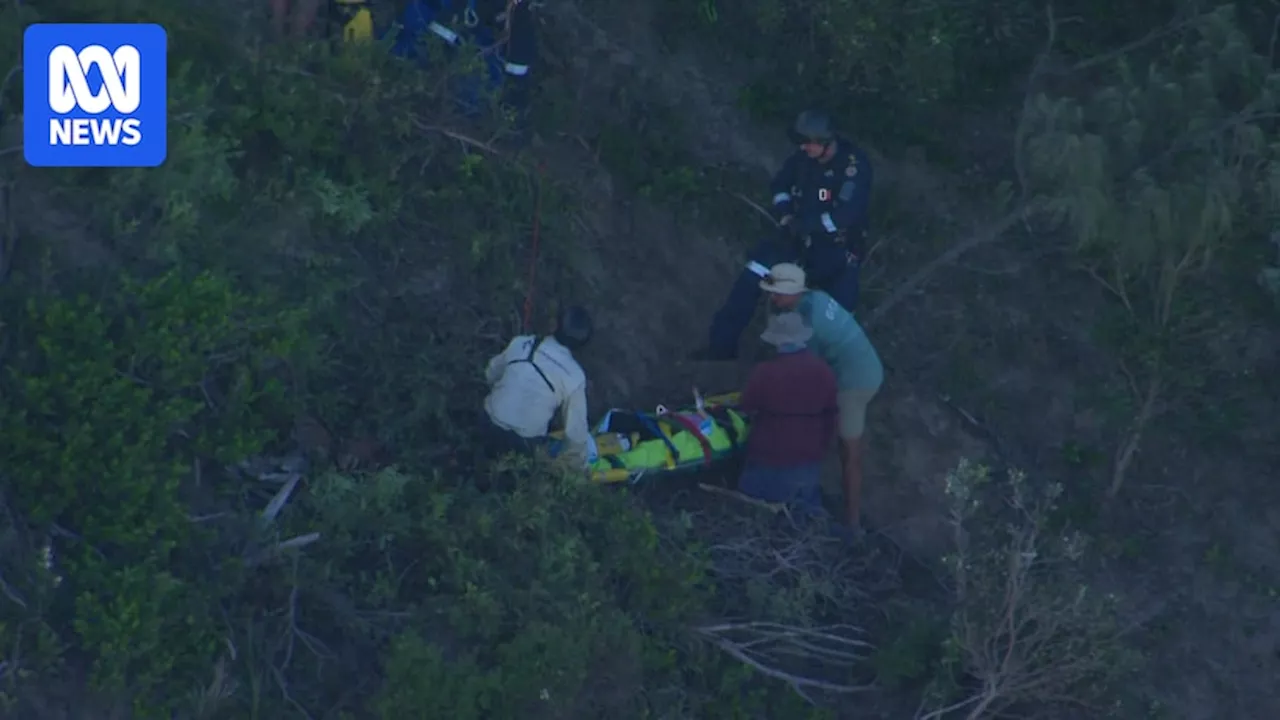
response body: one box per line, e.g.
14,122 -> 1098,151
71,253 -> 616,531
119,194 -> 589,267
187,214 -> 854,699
788,110 -> 834,145
554,305 -> 593,349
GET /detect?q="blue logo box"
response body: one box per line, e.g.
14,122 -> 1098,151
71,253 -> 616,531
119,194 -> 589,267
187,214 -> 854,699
24,23 -> 168,168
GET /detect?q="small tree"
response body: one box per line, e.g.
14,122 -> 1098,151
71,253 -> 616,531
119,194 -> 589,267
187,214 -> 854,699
916,460 -> 1135,719
1018,4 -> 1280,496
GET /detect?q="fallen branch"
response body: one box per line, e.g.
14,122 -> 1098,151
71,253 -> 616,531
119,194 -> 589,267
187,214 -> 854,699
728,191 -> 779,227
697,482 -> 786,514
0,571 -> 26,609
695,621 -> 876,702
272,664 -> 315,720
1107,369 -> 1162,498
244,532 -> 321,568
867,202 -> 1033,328
1048,8 -> 1212,77
280,561 -> 334,671
412,120 -> 501,154
274,533 -> 320,553
261,473 -> 302,523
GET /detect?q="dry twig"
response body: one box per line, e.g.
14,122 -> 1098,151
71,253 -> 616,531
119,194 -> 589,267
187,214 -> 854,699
413,120 -> 502,154
867,202 -> 1033,328
695,622 -> 875,703
244,532 -> 321,568
728,191 -> 780,227
261,473 -> 302,523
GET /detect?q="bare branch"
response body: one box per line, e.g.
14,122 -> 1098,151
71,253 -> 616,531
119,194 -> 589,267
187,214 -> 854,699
1107,371 -> 1162,498
868,203 -> 1034,328
1050,9 -> 1213,76
244,532 -> 321,568
261,473 -> 302,523
275,533 -> 320,552
271,664 -> 315,720
728,191 -> 779,228
0,572 -> 26,609
697,482 -> 786,514
412,120 -> 502,154
695,621 -> 876,701
914,692 -> 984,720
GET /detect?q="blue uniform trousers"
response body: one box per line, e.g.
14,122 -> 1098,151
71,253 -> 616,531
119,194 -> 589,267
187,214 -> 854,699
389,0 -> 531,123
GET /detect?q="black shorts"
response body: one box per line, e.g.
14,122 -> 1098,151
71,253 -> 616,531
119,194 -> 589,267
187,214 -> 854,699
478,412 -> 545,457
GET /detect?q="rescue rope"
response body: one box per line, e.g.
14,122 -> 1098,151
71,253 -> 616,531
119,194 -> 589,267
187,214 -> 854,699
521,162 -> 546,332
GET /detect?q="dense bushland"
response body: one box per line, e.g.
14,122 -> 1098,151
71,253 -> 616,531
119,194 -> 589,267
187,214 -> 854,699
1,0 -> 1277,717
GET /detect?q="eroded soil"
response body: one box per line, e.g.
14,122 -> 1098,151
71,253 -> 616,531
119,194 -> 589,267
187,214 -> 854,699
537,2 -> 1280,717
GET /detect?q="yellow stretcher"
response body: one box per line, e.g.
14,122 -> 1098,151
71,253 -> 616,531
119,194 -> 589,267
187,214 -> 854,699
551,391 -> 749,484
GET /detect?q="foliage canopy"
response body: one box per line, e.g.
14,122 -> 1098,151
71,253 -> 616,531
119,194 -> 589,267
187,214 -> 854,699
1,0 -> 1276,717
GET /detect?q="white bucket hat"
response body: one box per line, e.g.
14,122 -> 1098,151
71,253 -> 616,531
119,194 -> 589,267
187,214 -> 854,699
760,312 -> 813,347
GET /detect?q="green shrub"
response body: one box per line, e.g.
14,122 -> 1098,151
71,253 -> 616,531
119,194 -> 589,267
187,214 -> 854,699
0,269 -> 304,714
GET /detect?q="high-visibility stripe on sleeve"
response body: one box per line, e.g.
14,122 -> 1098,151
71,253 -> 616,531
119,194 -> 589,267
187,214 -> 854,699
821,212 -> 837,233
428,22 -> 460,43
504,62 -> 530,76
772,192 -> 790,205
746,261 -> 770,277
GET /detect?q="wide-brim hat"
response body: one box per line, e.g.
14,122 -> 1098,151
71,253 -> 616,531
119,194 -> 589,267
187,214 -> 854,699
759,262 -> 807,295
760,312 -> 813,347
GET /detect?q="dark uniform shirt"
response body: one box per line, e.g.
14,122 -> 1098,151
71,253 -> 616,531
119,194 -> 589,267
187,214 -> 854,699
476,0 -> 536,76
769,138 -> 873,255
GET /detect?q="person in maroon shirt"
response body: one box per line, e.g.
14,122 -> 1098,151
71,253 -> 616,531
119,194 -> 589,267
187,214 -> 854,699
737,312 -> 839,514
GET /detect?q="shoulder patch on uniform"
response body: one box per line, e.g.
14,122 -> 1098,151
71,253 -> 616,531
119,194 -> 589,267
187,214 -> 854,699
846,164 -> 857,177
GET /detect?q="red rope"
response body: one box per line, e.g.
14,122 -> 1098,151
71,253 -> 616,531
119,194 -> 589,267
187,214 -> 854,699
521,163 -> 545,332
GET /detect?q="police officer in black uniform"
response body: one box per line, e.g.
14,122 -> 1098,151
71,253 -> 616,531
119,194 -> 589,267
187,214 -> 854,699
695,110 -> 873,361
482,0 -> 537,120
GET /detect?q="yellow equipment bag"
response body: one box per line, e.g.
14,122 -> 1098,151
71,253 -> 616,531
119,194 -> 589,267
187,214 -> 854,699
333,0 -> 375,42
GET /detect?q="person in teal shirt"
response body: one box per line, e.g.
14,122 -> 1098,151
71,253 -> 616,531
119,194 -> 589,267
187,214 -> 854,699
759,263 -> 884,531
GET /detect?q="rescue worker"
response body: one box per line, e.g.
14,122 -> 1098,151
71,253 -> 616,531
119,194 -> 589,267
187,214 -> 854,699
759,263 -> 883,530
389,0 -> 538,123
482,305 -> 593,462
694,110 -> 873,361
737,312 -> 839,515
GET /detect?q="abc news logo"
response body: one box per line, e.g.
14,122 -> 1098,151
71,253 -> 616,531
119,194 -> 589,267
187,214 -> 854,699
24,24 -> 166,167
47,44 -> 144,147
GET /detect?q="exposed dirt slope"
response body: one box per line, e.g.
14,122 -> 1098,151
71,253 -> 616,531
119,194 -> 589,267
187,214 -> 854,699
534,0 -> 1004,554
533,2 -> 1280,718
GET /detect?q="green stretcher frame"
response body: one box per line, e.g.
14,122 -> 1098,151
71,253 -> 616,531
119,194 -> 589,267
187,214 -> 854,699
549,392 -> 748,484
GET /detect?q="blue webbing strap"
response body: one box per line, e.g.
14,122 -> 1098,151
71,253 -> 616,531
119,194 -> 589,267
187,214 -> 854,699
633,412 -> 681,464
